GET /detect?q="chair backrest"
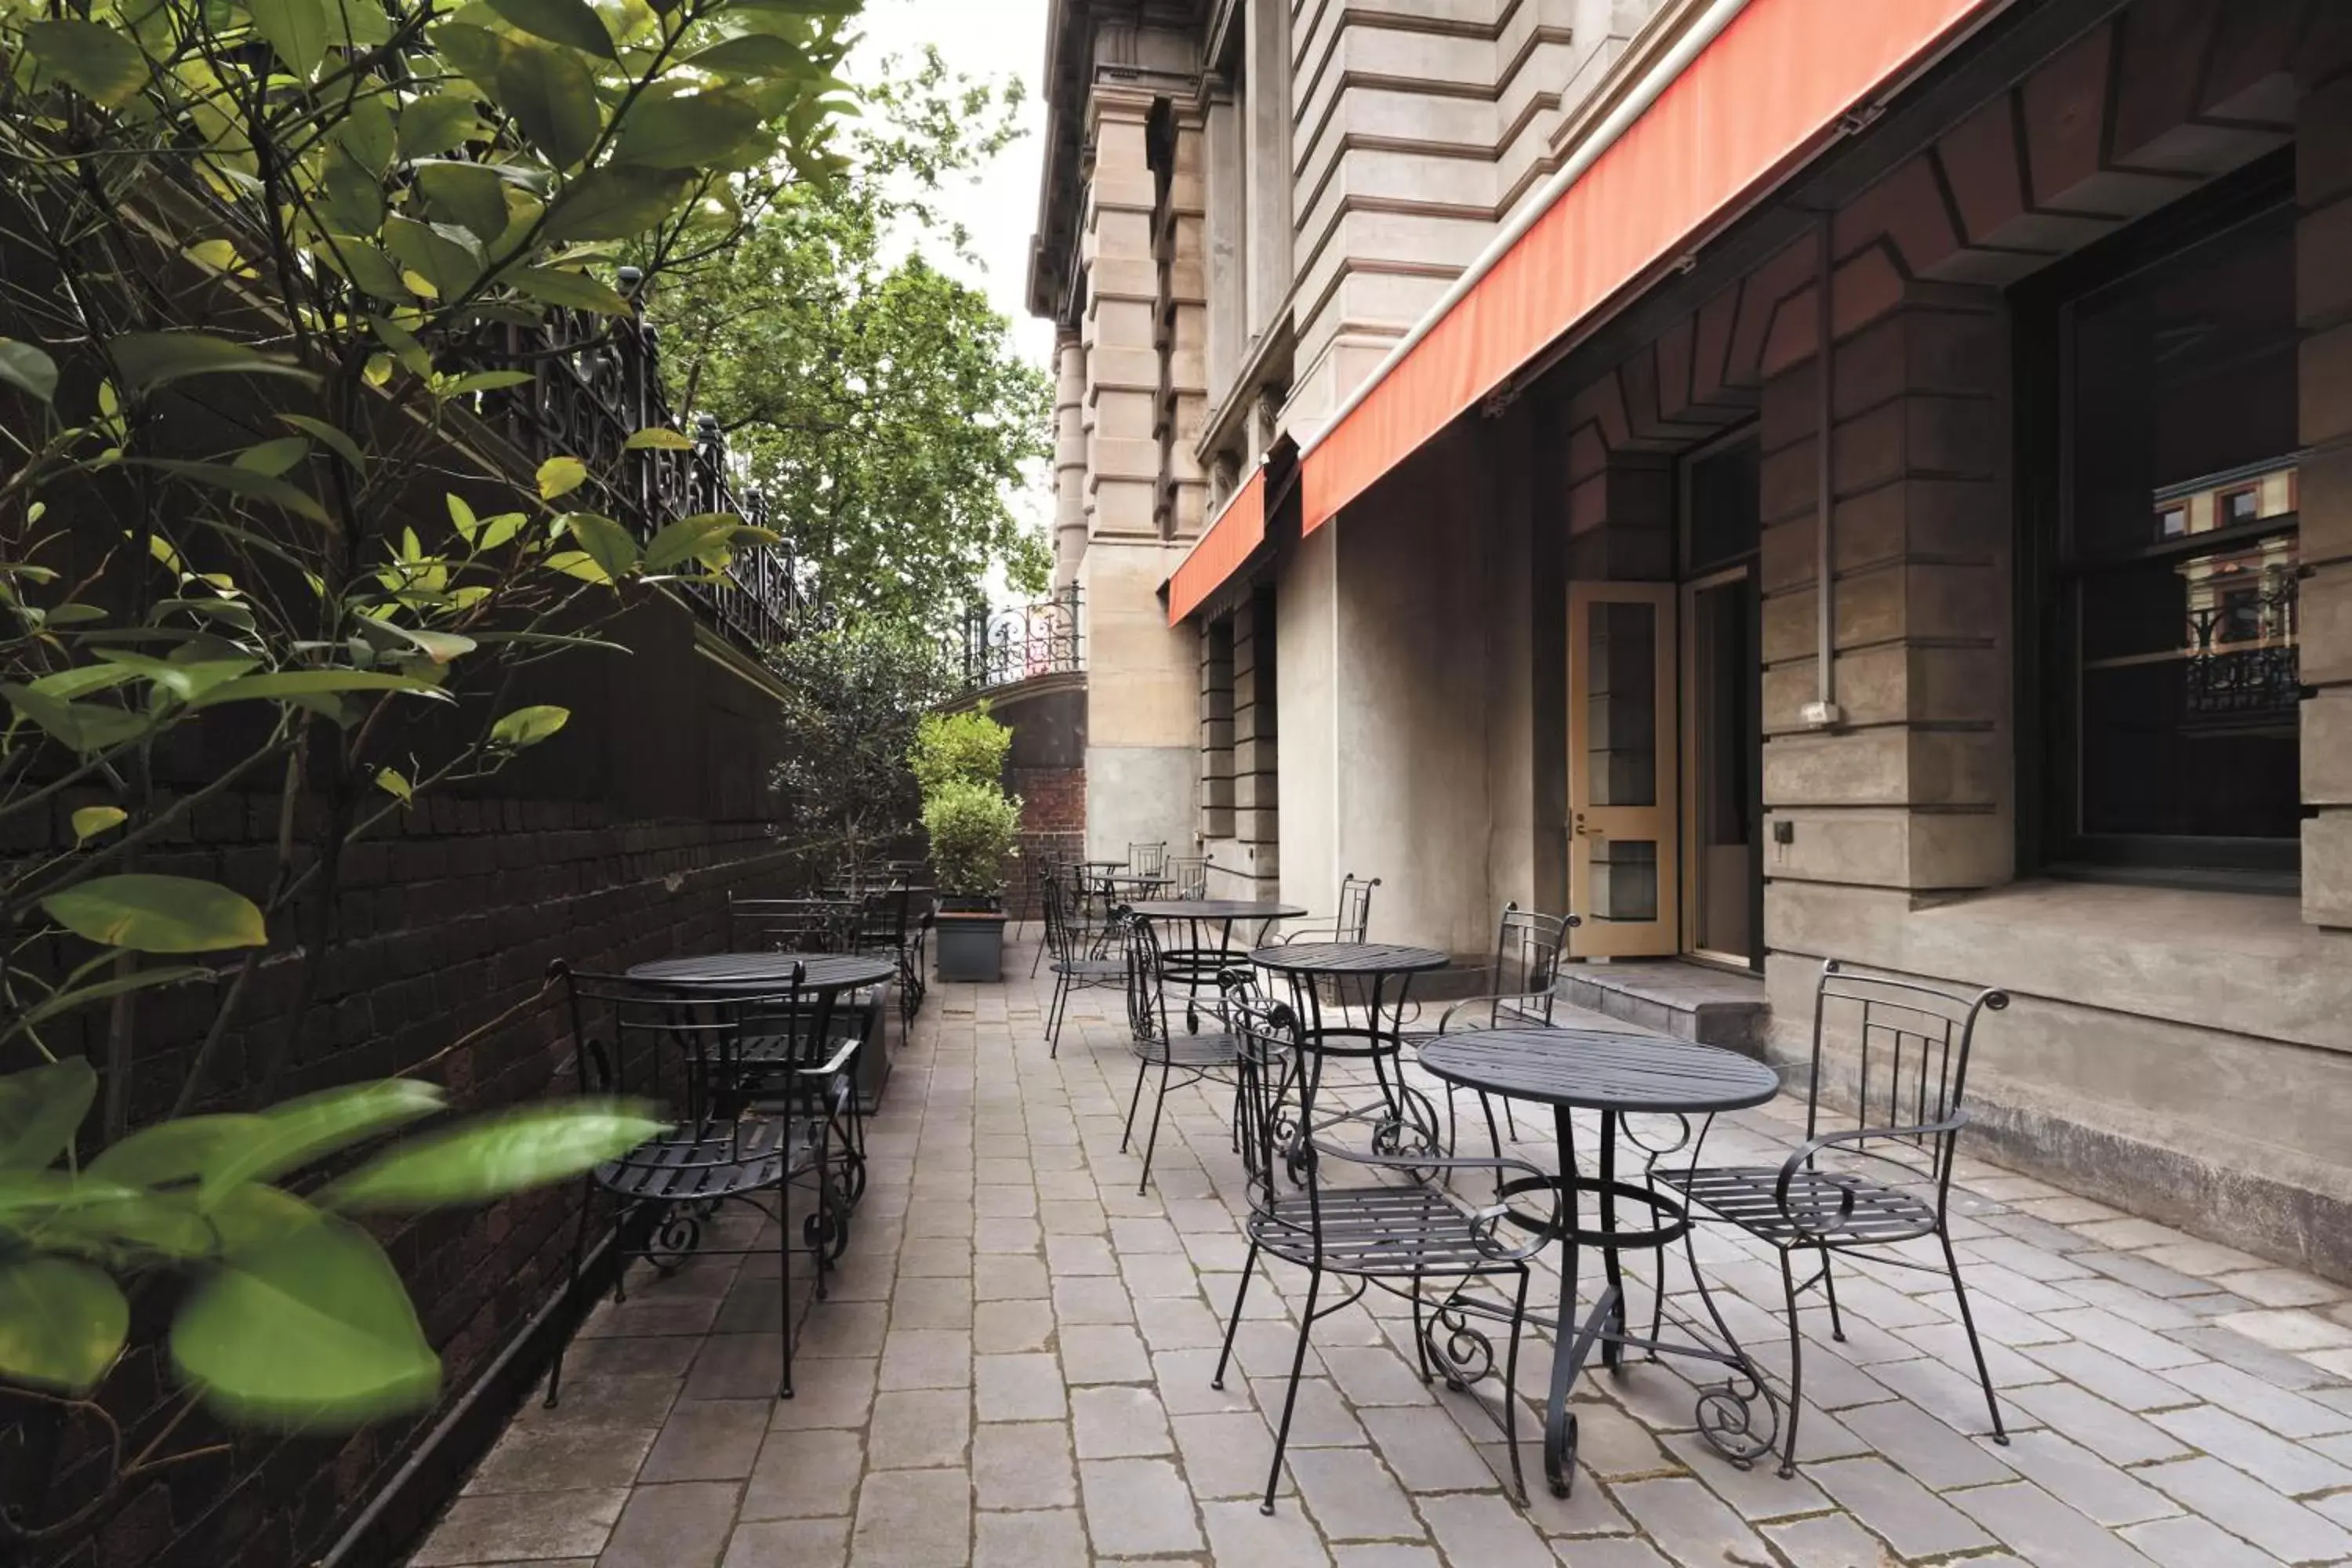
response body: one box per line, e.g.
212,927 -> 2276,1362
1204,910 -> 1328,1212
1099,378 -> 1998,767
854,884 -> 910,949
1168,855 -> 1209,901
1040,866 -> 1086,962
1332,872 -> 1380,942
1807,959 -> 2008,1189
1472,902 -> 1572,1027
729,895 -> 855,953
1129,840 -> 1169,878
554,960 -> 810,1156
1228,982 -> 1307,1232
1123,913 -> 1171,1043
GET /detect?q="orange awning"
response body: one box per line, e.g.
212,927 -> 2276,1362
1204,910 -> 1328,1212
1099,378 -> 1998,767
1167,464 -> 1265,624
1299,0 -> 1998,535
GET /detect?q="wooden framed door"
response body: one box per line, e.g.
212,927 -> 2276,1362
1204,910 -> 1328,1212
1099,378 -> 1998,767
1566,582 -> 1679,956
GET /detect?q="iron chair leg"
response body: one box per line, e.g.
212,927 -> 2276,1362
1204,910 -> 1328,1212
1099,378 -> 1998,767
1212,1238 -> 1259,1391
1820,1248 -> 1846,1341
1262,1264 -> 1324,1515
1777,1247 -> 1806,1479
1120,1056 -> 1149,1154
1047,972 -> 1070,1057
1504,1265 -> 1533,1504
1137,1054 -> 1176,1195
1940,1229 -> 2008,1443
545,1176 -> 593,1408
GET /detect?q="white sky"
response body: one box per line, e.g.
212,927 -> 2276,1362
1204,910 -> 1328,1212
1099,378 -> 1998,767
848,0 -> 1058,592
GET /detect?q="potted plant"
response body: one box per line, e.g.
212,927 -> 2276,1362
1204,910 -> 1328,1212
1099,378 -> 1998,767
912,707 -> 1022,981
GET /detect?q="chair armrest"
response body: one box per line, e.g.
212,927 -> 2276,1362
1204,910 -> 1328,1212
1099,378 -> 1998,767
798,1036 -> 862,1080
1432,987 -> 1561,1034
1770,1116 -> 1965,1240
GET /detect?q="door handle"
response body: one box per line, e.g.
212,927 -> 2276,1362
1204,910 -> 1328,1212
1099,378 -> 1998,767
1573,813 -> 1603,840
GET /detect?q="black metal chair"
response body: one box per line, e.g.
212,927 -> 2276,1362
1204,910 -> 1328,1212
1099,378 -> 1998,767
1213,985 -> 1558,1512
1654,959 -> 2012,1477
1128,840 -> 1169,879
1167,855 -> 1210,900
544,961 -> 858,1405
729,894 -> 858,954
851,882 -> 924,1032
1279,870 -> 1379,946
1119,916 -> 1245,1194
1403,903 -> 1579,1147
1042,866 -> 1126,1058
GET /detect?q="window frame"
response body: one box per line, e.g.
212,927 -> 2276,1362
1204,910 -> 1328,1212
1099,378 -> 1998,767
2013,149 -> 2304,880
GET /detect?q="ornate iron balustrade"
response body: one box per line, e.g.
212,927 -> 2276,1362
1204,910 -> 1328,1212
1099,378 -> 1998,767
461,267 -> 807,650
951,587 -> 1083,693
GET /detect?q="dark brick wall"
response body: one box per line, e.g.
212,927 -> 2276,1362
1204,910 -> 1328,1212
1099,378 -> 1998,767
10,601 -> 796,1568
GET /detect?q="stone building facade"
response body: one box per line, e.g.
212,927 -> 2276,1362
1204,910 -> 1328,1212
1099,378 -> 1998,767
1035,0 -> 2352,1284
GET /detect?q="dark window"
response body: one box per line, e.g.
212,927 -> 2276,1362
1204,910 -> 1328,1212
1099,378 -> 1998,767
1685,436 -> 1761,575
2020,162 -> 2302,875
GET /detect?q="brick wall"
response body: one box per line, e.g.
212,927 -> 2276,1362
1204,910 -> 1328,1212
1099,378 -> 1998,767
12,603 -> 797,1568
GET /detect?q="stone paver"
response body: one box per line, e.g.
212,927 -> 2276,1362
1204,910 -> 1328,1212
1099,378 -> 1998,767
410,937 -> 2352,1567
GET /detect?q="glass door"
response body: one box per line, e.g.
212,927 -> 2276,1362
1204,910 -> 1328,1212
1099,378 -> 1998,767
1682,568 -> 1762,967
1566,582 -> 1679,956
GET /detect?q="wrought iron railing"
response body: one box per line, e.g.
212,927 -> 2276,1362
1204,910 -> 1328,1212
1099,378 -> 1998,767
463,267 -> 807,649
950,586 -> 1083,693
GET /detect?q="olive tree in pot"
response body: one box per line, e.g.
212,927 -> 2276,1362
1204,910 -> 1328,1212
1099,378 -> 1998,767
912,708 -> 1022,981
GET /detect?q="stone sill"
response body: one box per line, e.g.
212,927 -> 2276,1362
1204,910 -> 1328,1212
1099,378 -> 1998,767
1902,878 -> 2350,1055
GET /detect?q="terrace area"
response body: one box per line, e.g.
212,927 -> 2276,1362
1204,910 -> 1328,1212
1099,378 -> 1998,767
408,935 -> 2352,1568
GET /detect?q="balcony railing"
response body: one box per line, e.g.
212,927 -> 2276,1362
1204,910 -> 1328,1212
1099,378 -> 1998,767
463,267 -> 807,649
951,587 -> 1083,694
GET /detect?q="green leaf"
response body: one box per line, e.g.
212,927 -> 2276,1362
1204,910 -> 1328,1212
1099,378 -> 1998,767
642,512 -> 741,571
495,38 -> 602,171
110,332 -> 316,393
536,456 -> 588,500
0,339 -> 59,404
484,0 -> 614,57
489,704 -> 568,749
71,806 -> 127,842
0,1258 -> 127,1394
185,670 -> 451,709
13,967 -> 209,1035
362,619 -> 475,664
0,1059 -> 96,1171
281,415 -> 366,476
325,1102 -> 659,1209
416,162 -> 510,245
611,92 -> 762,169
1,684 -> 151,753
624,427 -> 695,452
136,459 -> 330,526
375,767 -> 413,804
197,1080 -> 445,1207
42,875 -> 268,954
249,0 -> 331,77
89,1113 -> 265,1188
441,369 -> 535,395
684,33 -> 813,74
540,166 -> 695,244
171,1215 -> 441,1425
564,512 -> 639,579
510,265 -> 634,316
311,236 -> 408,302
24,20 -> 151,108
335,89 -> 397,174
234,435 -> 310,477
397,93 -> 483,158
89,650 -> 262,702
383,214 -> 484,299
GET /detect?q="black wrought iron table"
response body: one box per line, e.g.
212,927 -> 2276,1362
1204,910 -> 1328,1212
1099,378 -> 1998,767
1131,899 -> 1309,1015
1417,1026 -> 1782,1497
1250,942 -> 1449,1159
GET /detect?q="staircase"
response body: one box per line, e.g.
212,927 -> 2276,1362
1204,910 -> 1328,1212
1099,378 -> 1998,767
1555,960 -> 1769,1054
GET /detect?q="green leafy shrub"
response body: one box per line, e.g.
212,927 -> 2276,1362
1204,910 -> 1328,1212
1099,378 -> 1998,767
921,777 -> 1022,900
910,704 -> 1013,796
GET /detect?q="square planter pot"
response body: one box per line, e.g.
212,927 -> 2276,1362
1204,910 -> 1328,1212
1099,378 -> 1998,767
935,910 -> 1007,982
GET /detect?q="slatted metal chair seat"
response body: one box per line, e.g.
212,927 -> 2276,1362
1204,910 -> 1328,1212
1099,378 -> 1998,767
1131,1029 -> 1243,1069
594,1117 -> 811,1203
1252,1185 -> 1502,1277
1659,1164 -> 1937,1245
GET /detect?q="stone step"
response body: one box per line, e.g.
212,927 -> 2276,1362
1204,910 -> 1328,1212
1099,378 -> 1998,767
1555,960 -> 1769,1054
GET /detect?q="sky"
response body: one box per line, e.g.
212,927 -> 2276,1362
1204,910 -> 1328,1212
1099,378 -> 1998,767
848,0 -> 1059,586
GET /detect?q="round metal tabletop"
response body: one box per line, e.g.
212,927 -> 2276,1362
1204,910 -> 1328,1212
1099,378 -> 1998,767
1127,899 -> 1308,920
1249,941 -> 1448,976
1417,1026 -> 1780,1115
626,952 -> 897,991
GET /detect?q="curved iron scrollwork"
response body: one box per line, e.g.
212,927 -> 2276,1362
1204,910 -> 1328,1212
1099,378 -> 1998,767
950,586 -> 1083,694
452,266 -> 810,651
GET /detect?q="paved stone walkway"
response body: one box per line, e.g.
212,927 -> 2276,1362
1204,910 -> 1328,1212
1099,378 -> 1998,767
413,938 -> 2352,1566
